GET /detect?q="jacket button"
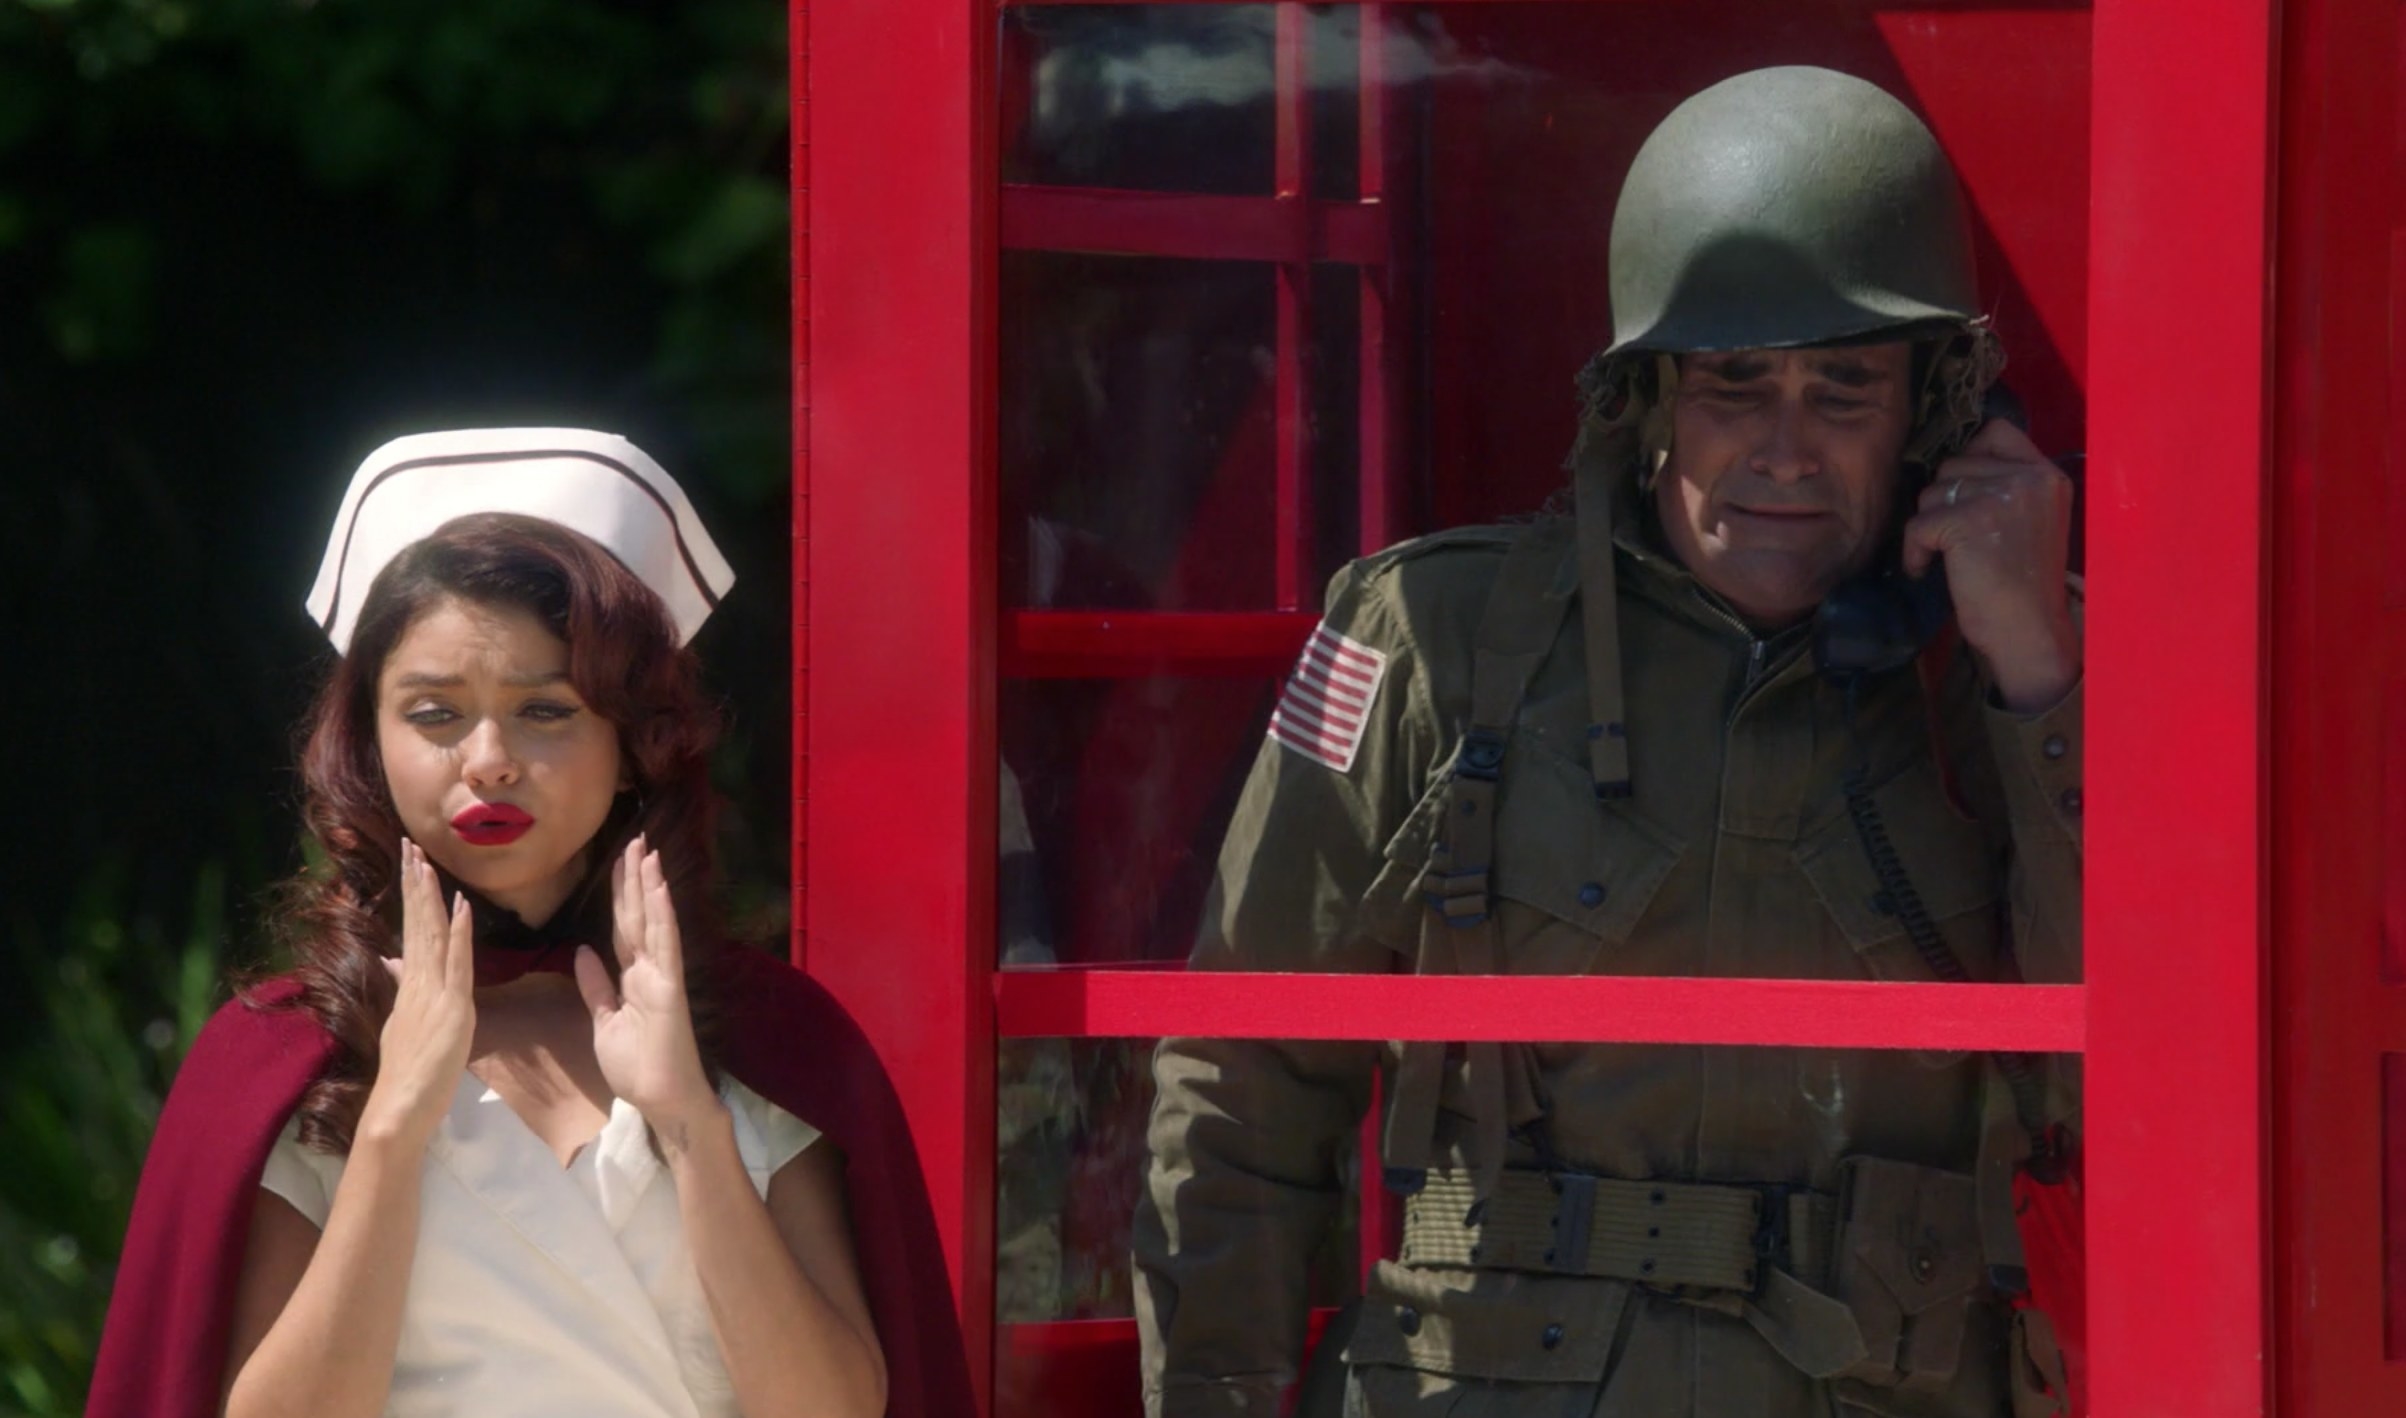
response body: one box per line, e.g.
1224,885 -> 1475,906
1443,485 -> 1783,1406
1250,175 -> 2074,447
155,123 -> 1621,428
1397,1306 -> 1422,1336
1578,882 -> 1606,908
2042,734 -> 2068,760
1910,1251 -> 1939,1284
2059,788 -> 2083,816
1541,1323 -> 1565,1350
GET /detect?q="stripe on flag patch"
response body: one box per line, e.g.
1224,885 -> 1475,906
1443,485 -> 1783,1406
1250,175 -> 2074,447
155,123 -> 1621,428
1268,621 -> 1388,773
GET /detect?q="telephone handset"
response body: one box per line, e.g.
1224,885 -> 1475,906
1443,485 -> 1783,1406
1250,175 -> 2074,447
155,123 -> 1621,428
1811,384 -> 2029,680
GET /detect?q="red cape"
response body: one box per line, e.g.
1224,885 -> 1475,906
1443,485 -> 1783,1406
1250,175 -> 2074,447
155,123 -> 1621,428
88,949 -> 975,1416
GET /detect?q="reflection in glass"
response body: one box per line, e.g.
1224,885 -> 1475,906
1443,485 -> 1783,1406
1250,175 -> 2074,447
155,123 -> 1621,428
1002,6 -> 1364,200
1001,253 -> 1274,614
996,1036 -> 1360,1323
1003,7 -> 1278,197
1000,254 -> 1363,614
991,8 -> 2096,1410
1114,1040 -> 2079,1412
1001,677 -> 1278,968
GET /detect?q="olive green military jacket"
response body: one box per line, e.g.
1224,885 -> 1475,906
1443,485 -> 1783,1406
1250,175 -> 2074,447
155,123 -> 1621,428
1132,516 -> 2082,1418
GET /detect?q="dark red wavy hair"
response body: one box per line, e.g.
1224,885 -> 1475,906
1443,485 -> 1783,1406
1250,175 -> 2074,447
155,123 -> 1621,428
269,512 -> 727,1153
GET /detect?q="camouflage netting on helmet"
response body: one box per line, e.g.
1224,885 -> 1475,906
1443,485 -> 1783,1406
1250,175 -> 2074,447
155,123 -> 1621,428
1560,319 -> 2006,503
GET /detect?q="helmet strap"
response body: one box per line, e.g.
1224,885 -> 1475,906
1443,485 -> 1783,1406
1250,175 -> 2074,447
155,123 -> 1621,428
1637,354 -> 1681,491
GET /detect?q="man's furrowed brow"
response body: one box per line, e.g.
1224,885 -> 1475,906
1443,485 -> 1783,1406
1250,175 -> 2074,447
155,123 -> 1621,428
1690,354 -> 1773,382
1805,356 -> 1894,388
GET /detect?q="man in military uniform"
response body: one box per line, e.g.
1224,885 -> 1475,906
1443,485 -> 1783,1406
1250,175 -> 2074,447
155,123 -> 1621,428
1132,67 -> 2082,1418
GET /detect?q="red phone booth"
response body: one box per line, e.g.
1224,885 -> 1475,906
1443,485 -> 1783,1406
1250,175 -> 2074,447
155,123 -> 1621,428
791,0 -> 2400,1413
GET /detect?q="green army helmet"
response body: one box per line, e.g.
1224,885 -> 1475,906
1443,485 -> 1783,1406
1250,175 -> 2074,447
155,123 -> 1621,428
1606,66 -> 1980,357
1563,68 -> 2001,803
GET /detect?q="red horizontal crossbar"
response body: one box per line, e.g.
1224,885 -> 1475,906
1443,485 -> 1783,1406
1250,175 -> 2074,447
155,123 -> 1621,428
1002,610 -> 1314,678
995,969 -> 2087,1053
1003,185 -> 1387,266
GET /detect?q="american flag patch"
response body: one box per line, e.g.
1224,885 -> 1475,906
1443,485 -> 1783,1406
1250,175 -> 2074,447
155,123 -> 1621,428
1268,622 -> 1389,773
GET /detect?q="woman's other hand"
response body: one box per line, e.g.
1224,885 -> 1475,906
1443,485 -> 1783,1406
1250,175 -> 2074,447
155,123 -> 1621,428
578,835 -> 717,1137
358,839 -> 475,1152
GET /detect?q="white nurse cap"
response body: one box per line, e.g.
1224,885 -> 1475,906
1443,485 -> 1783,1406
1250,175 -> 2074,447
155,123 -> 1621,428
303,427 -> 736,654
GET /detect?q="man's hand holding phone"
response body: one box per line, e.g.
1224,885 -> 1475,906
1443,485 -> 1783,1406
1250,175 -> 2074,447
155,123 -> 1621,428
1905,418 -> 2081,712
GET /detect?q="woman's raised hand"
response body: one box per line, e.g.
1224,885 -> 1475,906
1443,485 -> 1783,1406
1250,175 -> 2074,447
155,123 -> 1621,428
576,835 -> 716,1134
358,839 -> 476,1152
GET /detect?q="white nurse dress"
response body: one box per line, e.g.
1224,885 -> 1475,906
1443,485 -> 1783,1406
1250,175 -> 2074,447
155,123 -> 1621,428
259,1073 -> 819,1417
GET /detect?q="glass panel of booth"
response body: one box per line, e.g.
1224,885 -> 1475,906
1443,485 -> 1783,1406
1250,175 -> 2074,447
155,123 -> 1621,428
995,0 -> 2091,967
993,1035 -> 2083,1416
991,3 -> 2091,1410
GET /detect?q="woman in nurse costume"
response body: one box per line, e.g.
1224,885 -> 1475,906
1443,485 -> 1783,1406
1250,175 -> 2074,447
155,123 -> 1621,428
90,430 -> 973,1417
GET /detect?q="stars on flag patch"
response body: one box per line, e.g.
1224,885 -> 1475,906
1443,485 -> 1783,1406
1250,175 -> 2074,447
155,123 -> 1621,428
1268,621 -> 1388,773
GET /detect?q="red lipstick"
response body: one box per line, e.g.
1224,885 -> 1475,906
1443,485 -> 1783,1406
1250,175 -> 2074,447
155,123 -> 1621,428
450,802 -> 535,847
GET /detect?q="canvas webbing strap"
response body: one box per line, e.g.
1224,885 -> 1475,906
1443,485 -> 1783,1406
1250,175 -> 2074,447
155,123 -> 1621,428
1977,1057 -> 2036,1294
1382,523 -> 1576,1204
1573,449 -> 1634,799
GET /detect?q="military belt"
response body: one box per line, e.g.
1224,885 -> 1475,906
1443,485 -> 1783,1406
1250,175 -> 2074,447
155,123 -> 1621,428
1399,1168 -> 1835,1294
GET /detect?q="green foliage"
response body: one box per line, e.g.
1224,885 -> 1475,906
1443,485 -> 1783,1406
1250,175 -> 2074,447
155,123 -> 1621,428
0,0 -> 791,496
0,863 -> 228,1417
42,221 -> 152,362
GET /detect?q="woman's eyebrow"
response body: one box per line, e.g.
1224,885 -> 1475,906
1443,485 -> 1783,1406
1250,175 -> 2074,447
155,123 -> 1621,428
388,669 -> 573,690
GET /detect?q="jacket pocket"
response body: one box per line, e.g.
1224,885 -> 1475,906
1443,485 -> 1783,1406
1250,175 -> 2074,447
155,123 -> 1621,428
1793,755 -> 2003,984
1356,741 -> 1683,971
1342,1263 -> 1629,1385
1490,742 -> 1683,962
1830,1157 -> 1986,1399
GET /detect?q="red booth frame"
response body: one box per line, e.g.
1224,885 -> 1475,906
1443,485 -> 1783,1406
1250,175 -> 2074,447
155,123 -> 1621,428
789,0 -> 2405,1413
